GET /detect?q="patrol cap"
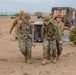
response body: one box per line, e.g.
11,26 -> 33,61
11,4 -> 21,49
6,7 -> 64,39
22,13 -> 31,20
43,17 -> 50,23
52,13 -> 63,20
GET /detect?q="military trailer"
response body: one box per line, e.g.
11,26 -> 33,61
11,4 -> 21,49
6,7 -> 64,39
31,21 -> 43,43
51,7 -> 76,27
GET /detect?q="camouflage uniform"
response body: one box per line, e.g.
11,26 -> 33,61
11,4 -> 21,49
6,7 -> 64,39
16,13 -> 32,61
55,21 -> 63,57
43,38 -> 57,59
9,11 -> 25,36
41,17 -> 60,64
52,14 -> 70,57
69,26 -> 76,45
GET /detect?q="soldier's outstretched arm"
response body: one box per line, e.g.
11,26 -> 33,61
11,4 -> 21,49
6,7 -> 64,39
9,19 -> 17,34
64,26 -> 71,31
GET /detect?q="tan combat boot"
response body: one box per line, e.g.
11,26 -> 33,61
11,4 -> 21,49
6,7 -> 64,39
47,59 -> 51,64
27,59 -> 32,64
56,56 -> 60,60
50,57 -> 53,62
23,56 -> 27,62
42,59 -> 48,65
52,58 -> 56,63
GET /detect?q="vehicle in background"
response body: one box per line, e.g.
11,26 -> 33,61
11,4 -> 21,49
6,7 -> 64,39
51,7 -> 76,27
11,16 -> 16,19
34,12 -> 50,19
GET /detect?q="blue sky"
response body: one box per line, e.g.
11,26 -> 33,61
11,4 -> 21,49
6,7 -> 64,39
0,0 -> 76,14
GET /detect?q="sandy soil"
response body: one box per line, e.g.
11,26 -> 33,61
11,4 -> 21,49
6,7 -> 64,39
0,16 -> 76,75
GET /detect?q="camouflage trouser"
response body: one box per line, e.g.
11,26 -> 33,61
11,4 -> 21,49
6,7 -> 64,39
56,40 -> 63,56
43,38 -> 57,59
18,37 -> 32,59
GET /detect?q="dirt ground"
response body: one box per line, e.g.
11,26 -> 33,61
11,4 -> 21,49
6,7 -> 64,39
0,16 -> 76,75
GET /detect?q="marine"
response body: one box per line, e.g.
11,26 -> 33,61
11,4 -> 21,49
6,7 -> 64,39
69,26 -> 76,45
9,10 -> 25,37
41,17 -> 61,65
51,13 -> 71,59
16,13 -> 33,64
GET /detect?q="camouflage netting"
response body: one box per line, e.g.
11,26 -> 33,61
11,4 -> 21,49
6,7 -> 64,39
69,26 -> 76,45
